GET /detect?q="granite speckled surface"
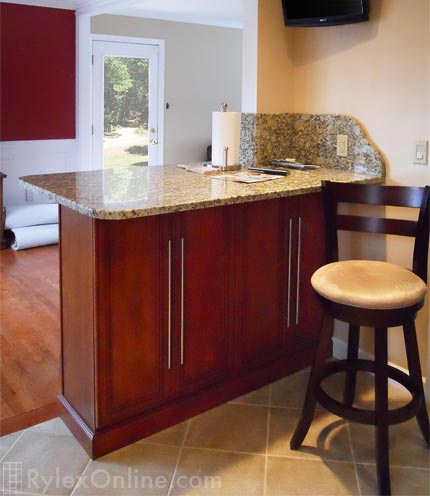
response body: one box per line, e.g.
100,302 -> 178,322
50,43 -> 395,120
239,113 -> 257,169
239,113 -> 386,177
19,165 -> 382,220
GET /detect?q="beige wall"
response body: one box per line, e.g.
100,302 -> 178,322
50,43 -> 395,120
257,0 -> 293,112
91,15 -> 242,165
242,0 -> 259,112
256,0 -> 429,372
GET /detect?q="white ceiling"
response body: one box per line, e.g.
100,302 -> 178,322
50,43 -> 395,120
1,0 -> 245,28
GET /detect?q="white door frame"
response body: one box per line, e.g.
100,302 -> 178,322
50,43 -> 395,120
76,20 -> 165,170
76,15 -> 92,171
92,37 -> 163,168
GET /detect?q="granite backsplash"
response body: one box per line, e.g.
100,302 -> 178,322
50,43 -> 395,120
239,113 -> 385,177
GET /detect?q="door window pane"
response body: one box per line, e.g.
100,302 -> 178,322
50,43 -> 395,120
103,56 -> 149,168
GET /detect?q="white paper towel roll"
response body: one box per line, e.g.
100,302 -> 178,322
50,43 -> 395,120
212,112 -> 241,166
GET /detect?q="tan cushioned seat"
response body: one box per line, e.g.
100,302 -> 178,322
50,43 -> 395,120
311,260 -> 427,310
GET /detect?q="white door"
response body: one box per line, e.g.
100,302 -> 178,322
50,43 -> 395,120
92,40 -> 163,169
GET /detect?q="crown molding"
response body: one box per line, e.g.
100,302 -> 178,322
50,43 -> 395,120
75,0 -> 139,16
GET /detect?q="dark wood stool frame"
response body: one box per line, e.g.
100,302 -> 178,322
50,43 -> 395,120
290,181 -> 430,496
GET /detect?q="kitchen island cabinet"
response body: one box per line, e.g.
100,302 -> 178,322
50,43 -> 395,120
78,205 -> 234,430
171,207 -> 233,398
20,165 -> 382,457
232,198 -> 288,373
96,212 -> 172,428
285,193 -> 328,353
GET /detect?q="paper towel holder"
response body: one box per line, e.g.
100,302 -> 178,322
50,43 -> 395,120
213,103 -> 241,172
219,145 -> 241,172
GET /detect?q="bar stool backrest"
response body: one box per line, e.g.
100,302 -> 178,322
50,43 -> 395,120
321,181 -> 430,284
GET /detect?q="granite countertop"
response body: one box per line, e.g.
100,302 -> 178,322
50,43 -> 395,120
19,165 -> 383,220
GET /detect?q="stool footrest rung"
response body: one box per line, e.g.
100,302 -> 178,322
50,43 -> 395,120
315,359 -> 423,426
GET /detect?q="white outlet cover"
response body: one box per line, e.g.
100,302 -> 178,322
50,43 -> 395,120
337,134 -> 348,158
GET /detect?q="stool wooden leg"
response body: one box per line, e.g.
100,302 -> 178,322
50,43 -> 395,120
403,322 -> 430,447
375,327 -> 391,496
290,312 -> 332,450
343,324 -> 360,407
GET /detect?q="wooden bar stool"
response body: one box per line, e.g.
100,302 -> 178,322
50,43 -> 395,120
290,181 -> 430,496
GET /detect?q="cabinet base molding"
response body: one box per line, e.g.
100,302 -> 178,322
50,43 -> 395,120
59,347 -> 314,458
58,395 -> 94,453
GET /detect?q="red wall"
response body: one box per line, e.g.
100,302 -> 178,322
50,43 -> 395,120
0,3 -> 75,141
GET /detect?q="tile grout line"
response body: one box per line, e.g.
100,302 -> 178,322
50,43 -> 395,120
166,420 -> 191,496
173,444 -> 266,457
232,401 -> 305,411
170,443 -> 359,464
139,439 -> 281,457
138,440 -> 188,448
139,440 -> 263,456
0,423 -> 89,496
69,458 -> 92,496
263,384 -> 273,496
230,401 -> 274,407
355,461 -> 430,471
263,452 -> 359,465
346,421 -> 363,496
0,429 -> 25,464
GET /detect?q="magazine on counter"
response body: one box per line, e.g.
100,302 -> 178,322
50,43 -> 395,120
211,171 -> 284,184
177,163 -> 220,175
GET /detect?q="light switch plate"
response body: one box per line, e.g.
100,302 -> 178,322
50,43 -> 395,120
414,140 -> 428,165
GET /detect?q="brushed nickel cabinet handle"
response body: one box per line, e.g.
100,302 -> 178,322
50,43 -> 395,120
296,217 -> 302,326
287,218 -> 293,328
167,239 -> 172,370
180,237 -> 185,365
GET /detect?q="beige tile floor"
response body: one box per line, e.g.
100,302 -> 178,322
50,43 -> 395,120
0,370 -> 428,496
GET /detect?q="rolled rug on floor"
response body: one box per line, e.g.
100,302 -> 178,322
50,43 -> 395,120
5,203 -> 58,230
7,224 -> 58,251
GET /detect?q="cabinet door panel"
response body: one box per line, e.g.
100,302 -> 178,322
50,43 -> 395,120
174,207 -> 231,396
234,199 -> 288,372
97,216 -> 171,426
287,193 -> 326,351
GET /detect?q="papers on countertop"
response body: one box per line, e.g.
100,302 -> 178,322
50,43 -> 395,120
211,172 -> 284,183
177,164 -> 285,183
177,163 -> 220,175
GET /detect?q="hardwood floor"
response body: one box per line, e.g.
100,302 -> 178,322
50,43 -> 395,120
0,245 -> 61,435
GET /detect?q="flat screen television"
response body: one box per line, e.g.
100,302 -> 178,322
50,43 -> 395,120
282,0 -> 369,27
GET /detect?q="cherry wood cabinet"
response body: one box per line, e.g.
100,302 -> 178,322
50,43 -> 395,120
94,207 -> 233,426
285,193 -> 326,352
59,193 -> 328,457
232,199 -> 288,372
96,215 -> 172,427
172,207 -> 233,397
231,194 -> 325,369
